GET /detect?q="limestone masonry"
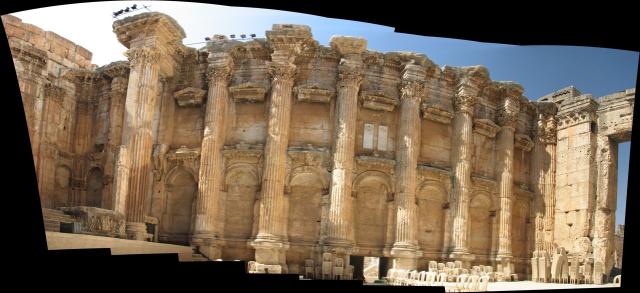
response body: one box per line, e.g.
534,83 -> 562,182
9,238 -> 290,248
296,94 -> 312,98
3,12 -> 633,283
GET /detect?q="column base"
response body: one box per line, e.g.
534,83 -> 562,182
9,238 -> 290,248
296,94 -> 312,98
448,250 -> 476,269
390,245 -> 422,270
495,254 -> 516,281
250,238 -> 289,273
125,222 -> 147,241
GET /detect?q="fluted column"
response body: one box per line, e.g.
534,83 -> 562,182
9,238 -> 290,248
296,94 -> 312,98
593,134 -> 617,283
391,64 -> 426,270
448,76 -> 479,265
192,56 -> 234,255
122,47 -> 163,240
530,102 -> 559,255
113,12 -> 185,241
325,36 -> 366,252
251,25 -> 312,270
252,61 -> 296,265
257,62 -> 296,239
495,86 -> 521,266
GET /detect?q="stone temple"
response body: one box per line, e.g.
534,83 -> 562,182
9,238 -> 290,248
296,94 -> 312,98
3,12 -> 634,283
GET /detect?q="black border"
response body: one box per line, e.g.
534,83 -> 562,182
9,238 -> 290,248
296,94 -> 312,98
2,1 -> 638,292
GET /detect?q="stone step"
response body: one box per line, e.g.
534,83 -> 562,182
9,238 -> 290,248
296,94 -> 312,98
189,253 -> 211,262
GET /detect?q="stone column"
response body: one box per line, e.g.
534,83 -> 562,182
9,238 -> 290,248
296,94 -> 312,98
391,63 -> 426,270
252,24 -> 312,269
495,84 -> 522,271
191,55 -> 234,258
593,134 -> 617,283
121,47 -> 164,240
448,78 -> 478,264
102,63 -> 129,211
113,12 -> 185,240
324,36 -> 366,255
531,102 -> 557,254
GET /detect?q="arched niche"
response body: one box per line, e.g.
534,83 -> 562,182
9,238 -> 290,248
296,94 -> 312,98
353,171 -> 393,248
511,200 -> 530,259
161,166 -> 197,244
469,192 -> 493,256
287,169 -> 325,244
86,167 -> 104,208
416,181 -> 447,252
223,164 -> 259,240
53,165 -> 72,208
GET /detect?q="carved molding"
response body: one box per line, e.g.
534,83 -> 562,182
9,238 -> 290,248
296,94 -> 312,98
453,94 -> 477,115
165,146 -> 200,180
421,105 -> 453,124
400,80 -> 426,102
125,47 -> 163,68
222,144 -> 264,165
355,155 -> 396,174
360,90 -> 399,112
294,85 -> 334,103
473,118 -> 499,138
174,87 -> 206,107
229,82 -> 268,103
515,134 -> 534,152
10,43 -> 47,68
206,63 -> 234,85
267,62 -> 297,82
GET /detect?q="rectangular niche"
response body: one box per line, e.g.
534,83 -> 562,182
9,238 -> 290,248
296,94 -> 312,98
378,125 -> 388,151
363,123 -> 375,150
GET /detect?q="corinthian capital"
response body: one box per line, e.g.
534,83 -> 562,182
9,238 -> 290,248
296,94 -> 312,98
206,64 -> 233,85
453,94 -> 477,114
267,62 -> 297,82
496,109 -> 519,128
125,47 -> 162,68
400,80 -> 426,102
337,60 -> 364,88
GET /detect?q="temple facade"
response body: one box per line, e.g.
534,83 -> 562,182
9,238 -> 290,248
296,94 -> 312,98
3,12 -> 633,282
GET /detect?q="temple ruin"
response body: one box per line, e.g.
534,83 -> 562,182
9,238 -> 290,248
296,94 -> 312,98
3,12 -> 634,283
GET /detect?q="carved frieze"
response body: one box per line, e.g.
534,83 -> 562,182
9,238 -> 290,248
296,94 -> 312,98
9,43 -> 47,69
355,155 -> 396,174
174,87 -> 206,107
165,146 -> 200,179
222,143 -> 264,165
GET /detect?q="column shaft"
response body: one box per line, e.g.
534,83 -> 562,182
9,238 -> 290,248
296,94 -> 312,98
326,73 -> 361,245
193,64 -> 232,245
257,63 -> 296,240
123,48 -> 161,240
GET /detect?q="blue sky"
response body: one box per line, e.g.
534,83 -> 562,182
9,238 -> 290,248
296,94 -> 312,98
10,1 -> 637,225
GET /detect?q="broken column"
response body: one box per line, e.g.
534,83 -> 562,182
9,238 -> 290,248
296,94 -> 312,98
593,134 -> 618,284
391,60 -> 427,270
324,36 -> 366,258
251,24 -> 313,271
113,12 -> 185,240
